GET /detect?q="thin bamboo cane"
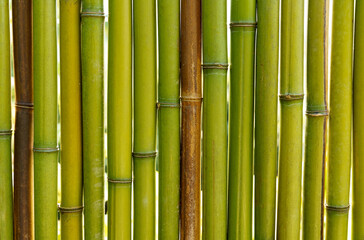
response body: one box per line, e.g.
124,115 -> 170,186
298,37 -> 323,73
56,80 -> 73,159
180,0 -> 202,238
12,0 -> 34,238
201,0 -> 228,238
81,0 -> 105,239
33,0 -> 58,238
277,0 -> 304,239
353,1 -> 364,238
302,1 -> 328,239
157,0 -> 180,238
60,0 -> 83,239
325,0 -> 354,239
228,0 -> 255,239
0,0 -> 13,238
108,0 -> 132,239
133,0 -> 156,238
254,1 -> 279,239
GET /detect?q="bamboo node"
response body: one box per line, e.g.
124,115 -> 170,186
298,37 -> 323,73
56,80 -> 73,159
157,102 -> 180,108
325,204 -> 350,213
202,63 -> 229,70
133,151 -> 157,158
230,22 -> 257,28
15,102 -> 34,109
180,96 -> 203,102
58,206 -> 83,213
33,147 -> 60,153
80,12 -> 107,18
306,110 -> 329,117
0,129 -> 13,136
108,177 -> 133,184
279,94 -> 304,101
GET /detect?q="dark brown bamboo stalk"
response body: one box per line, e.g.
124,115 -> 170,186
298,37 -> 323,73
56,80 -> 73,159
180,0 -> 202,239
12,0 -> 34,239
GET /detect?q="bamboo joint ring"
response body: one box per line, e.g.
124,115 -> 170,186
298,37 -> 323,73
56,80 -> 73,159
58,206 -> 84,213
230,22 -> 257,28
108,178 -> 133,184
133,151 -> 157,158
80,12 -> 107,18
33,147 -> 60,153
202,63 -> 229,70
279,94 -> 304,101
325,204 -> 350,213
157,102 -> 180,108
0,129 -> 13,136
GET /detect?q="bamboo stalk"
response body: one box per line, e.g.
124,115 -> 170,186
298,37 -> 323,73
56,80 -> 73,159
228,0 -> 255,239
325,0 -> 354,239
0,0 -> 13,238
302,0 -> 328,239
353,0 -> 364,238
180,0 -> 202,238
108,0 -> 132,239
202,0 -> 228,238
277,0 -> 304,239
133,0 -> 156,238
12,0 -> 34,238
33,0 -> 58,238
254,1 -> 279,239
81,0 -> 105,239
60,0 -> 83,239
157,0 -> 180,238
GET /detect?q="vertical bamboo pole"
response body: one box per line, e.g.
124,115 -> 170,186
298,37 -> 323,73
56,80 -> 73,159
108,0 -> 132,239
33,0 -> 58,239
254,1 -> 279,239
12,0 -> 34,238
202,0 -> 228,238
157,0 -> 180,238
325,0 -> 354,239
81,0 -> 105,239
228,0 -> 255,239
353,1 -> 364,239
60,0 -> 83,239
277,0 -> 304,239
180,0 -> 202,238
133,0 -> 156,238
0,0 -> 13,238
302,0 -> 328,239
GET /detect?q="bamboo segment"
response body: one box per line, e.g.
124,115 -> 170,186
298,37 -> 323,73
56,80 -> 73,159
228,0 -> 255,239
0,0 -> 13,239
108,0 -> 132,239
325,0 -> 354,239
12,0 -> 34,238
202,0 -> 228,239
180,0 -> 202,238
33,0 -> 58,239
157,0 -> 180,239
302,1 -> 328,239
60,0 -> 83,239
254,1 -> 279,239
353,1 -> 364,239
81,0 -> 105,239
133,0 -> 156,238
277,0 -> 304,239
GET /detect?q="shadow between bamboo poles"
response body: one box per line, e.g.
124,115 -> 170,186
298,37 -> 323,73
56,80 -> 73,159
12,0 -> 34,238
180,0 -> 202,239
0,0 -> 13,238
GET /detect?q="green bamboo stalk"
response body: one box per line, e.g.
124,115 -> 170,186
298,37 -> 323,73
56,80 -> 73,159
157,0 -> 180,238
108,0 -> 132,239
228,0 -> 255,239
0,0 -> 13,239
81,0 -> 105,239
302,1 -> 328,239
33,0 -> 58,239
254,1 -> 279,239
60,0 -> 83,239
277,0 -> 304,239
353,1 -> 364,239
133,0 -> 156,238
202,0 -> 228,238
325,0 -> 354,239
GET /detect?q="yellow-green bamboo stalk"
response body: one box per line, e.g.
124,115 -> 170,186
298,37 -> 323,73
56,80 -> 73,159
60,0 -> 83,239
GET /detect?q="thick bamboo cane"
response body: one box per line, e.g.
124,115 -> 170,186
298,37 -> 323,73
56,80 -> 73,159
81,0 -> 105,239
302,1 -> 328,239
157,0 -> 180,239
33,0 -> 58,238
108,0 -> 132,239
202,0 -> 228,238
60,0 -> 83,239
0,0 -> 13,238
277,0 -> 304,239
228,0 -> 255,239
12,0 -> 34,238
180,0 -> 202,238
325,0 -> 354,239
254,1 -> 279,239
133,0 -> 156,238
353,1 -> 364,238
